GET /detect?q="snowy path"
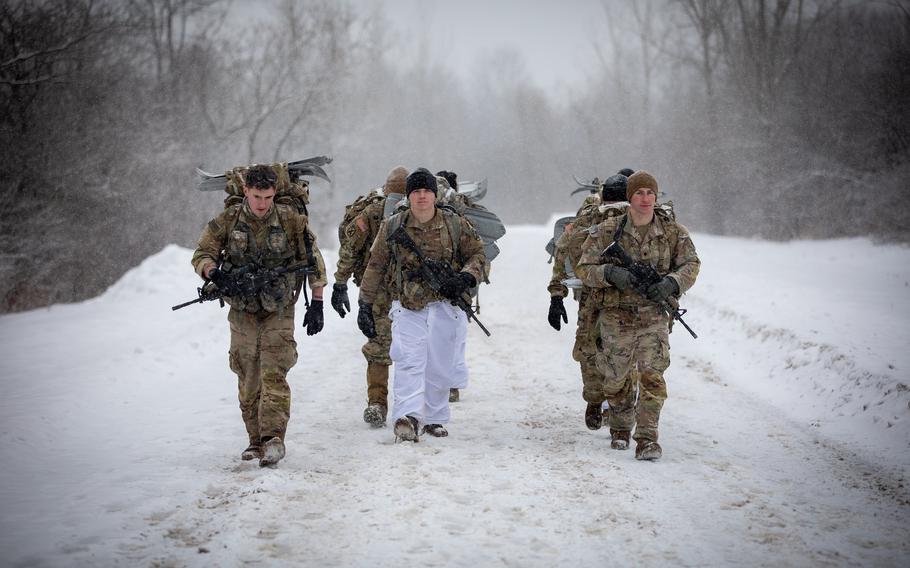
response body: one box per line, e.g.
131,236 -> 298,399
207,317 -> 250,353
1,227 -> 908,566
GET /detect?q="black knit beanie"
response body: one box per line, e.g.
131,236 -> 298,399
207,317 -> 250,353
601,174 -> 628,202
406,168 -> 438,196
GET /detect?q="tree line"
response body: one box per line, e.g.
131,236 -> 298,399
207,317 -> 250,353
1,0 -> 908,312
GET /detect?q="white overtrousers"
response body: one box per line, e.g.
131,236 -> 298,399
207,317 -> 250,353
389,300 -> 466,426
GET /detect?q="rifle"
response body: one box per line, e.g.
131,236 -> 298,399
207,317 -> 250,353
387,224 -> 492,337
172,263 -> 316,311
600,240 -> 698,339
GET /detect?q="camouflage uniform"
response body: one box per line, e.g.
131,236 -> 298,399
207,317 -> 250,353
192,201 -> 327,447
334,196 -> 394,406
576,210 -> 699,444
550,195 -> 630,405
360,208 -> 485,426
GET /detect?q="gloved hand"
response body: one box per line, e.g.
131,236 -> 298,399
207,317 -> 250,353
645,276 -> 679,304
208,267 -> 235,294
548,296 -> 568,331
357,301 -> 376,338
602,265 -> 639,291
303,299 -> 324,336
331,282 -> 350,318
439,272 -> 476,300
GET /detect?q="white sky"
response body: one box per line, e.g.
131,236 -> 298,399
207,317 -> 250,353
238,0 -> 610,99
371,0 -> 608,96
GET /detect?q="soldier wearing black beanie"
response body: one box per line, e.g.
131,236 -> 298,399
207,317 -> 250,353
405,168 -> 438,196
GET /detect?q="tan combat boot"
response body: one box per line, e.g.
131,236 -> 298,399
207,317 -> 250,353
635,440 -> 662,461
259,437 -> 286,467
363,363 -> 389,428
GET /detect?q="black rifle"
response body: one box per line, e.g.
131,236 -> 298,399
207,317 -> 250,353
387,224 -> 491,337
601,240 -> 698,339
172,263 -> 315,311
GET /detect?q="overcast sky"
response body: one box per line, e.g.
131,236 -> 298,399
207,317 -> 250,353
238,0 -> 610,100
370,0 -> 608,97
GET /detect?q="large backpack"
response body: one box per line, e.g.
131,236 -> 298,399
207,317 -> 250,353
556,200 -> 677,285
337,188 -> 386,243
195,156 -> 332,217
196,160 -> 327,276
224,162 -> 311,215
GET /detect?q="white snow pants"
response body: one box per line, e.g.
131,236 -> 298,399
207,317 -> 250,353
452,308 -> 469,389
389,300 -> 467,425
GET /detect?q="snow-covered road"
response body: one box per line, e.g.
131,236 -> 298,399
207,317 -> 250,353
1,226 -> 908,566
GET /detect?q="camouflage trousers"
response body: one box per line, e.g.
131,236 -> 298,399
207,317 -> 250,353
363,289 -> 392,405
228,307 -> 298,445
574,291 -> 603,400
594,305 -> 670,443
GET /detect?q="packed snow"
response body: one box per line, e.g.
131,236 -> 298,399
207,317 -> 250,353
1,224 -> 908,567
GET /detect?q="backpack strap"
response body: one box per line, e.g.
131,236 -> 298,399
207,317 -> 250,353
385,210 -> 408,293
440,208 -> 462,266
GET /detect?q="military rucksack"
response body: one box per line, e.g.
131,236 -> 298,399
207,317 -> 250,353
555,200 -> 676,282
223,162 -> 311,216
337,189 -> 386,243
197,161 -> 329,279
195,156 -> 332,217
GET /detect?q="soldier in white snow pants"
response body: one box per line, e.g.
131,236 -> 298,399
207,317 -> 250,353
388,300 -> 466,427
357,168 -> 487,441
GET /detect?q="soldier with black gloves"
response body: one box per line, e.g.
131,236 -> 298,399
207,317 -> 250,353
357,168 -> 486,442
192,164 -> 327,467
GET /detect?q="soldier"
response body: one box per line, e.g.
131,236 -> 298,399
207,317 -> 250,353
576,171 -> 699,460
548,173 -> 631,435
331,166 -> 408,428
192,164 -> 327,467
357,168 -> 486,442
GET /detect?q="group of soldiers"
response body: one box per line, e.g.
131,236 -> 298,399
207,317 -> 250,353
192,164 -> 485,467
547,169 -> 700,460
190,162 -> 699,468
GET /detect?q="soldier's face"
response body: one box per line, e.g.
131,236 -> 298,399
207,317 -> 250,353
408,187 -> 436,213
629,187 -> 657,217
243,185 -> 276,218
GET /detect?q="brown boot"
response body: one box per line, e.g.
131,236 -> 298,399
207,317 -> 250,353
364,363 -> 389,425
363,404 -> 387,428
635,440 -> 662,461
393,416 -> 420,443
610,429 -> 630,450
585,402 -> 603,430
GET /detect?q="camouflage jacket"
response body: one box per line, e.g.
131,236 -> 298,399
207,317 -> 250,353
576,212 -> 699,309
546,194 -> 627,299
359,208 -> 486,311
334,198 -> 387,286
192,201 -> 327,313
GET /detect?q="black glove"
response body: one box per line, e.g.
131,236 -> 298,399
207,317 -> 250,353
303,299 -> 324,336
602,265 -> 639,292
548,296 -> 568,331
208,267 -> 234,293
357,301 -> 376,338
331,282 -> 351,318
645,276 -> 679,304
439,272 -> 476,300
